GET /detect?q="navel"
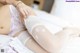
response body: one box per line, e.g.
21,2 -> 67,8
0,26 -> 4,29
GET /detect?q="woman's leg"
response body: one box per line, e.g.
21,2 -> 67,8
17,30 -> 48,53
31,25 -> 62,53
0,5 -> 48,53
23,14 -> 64,53
31,26 -> 80,53
26,37 -> 48,53
9,4 -> 48,53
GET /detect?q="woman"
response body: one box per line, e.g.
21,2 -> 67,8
11,0 -> 80,53
1,0 -> 80,53
0,0 -> 48,53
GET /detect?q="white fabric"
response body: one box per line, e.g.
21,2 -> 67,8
60,36 -> 80,53
17,31 -> 31,45
24,10 -> 72,35
50,1 -> 80,53
24,10 -> 80,53
9,37 -> 33,53
8,5 -> 31,44
0,35 -> 13,45
3,5 -> 33,53
51,0 -> 80,29
0,35 -> 33,53
9,5 -> 25,36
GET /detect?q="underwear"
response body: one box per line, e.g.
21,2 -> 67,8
8,5 -> 31,45
9,5 -> 25,36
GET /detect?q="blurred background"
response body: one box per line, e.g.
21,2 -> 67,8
0,0 -> 54,13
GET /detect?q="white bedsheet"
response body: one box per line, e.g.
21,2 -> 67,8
0,35 -> 34,53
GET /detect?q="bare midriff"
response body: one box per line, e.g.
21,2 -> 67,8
0,5 -> 11,35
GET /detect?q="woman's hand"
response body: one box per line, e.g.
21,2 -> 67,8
0,0 -> 36,19
0,0 -> 6,4
15,1 -> 36,19
0,0 -> 17,4
5,0 -> 17,4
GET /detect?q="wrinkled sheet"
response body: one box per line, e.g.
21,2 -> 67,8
0,35 -> 34,53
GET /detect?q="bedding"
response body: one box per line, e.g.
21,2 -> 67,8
0,35 -> 34,53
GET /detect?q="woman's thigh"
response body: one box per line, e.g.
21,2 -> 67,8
0,5 -> 11,35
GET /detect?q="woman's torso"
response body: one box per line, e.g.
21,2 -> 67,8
0,5 -> 11,34
0,5 -> 25,36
